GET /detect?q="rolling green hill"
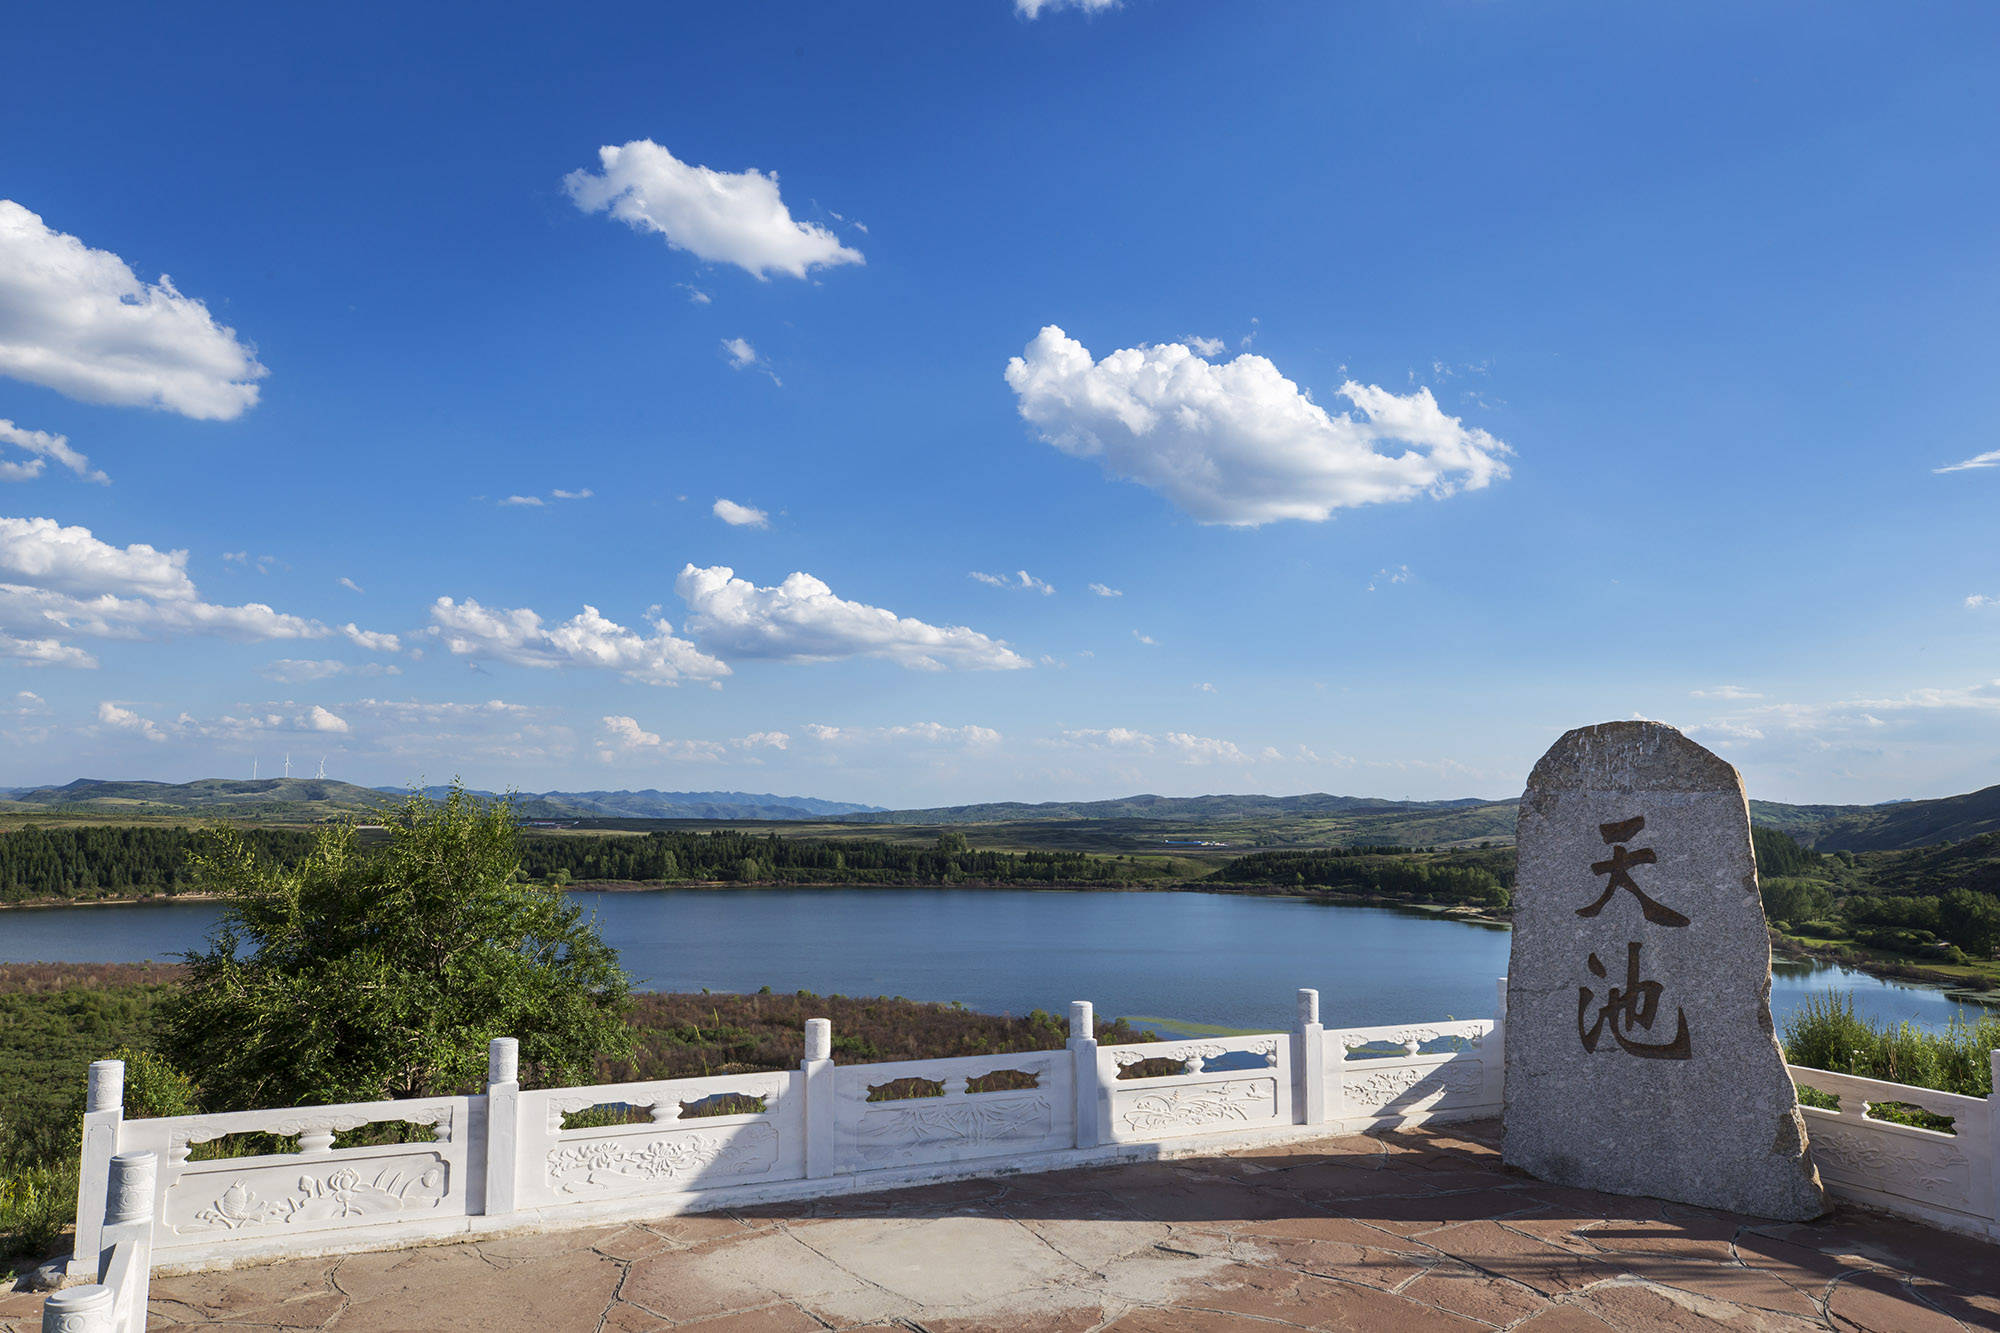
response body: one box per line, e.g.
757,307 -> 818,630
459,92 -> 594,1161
0,778 -> 384,820
1797,785 -> 2000,852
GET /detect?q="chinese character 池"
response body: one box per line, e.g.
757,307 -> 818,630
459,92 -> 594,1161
1577,940 -> 1693,1060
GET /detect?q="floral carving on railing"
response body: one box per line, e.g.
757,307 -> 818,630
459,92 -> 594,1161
1806,1122 -> 1973,1210
854,1096 -> 1052,1157
1119,1078 -> 1274,1133
181,1158 -> 448,1232
1341,1061 -> 1485,1111
547,1123 -> 780,1194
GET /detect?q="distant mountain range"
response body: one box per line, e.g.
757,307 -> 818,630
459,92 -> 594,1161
391,786 -> 885,821
860,785 -> 2000,853
847,793 -> 1500,824
0,778 -> 883,822
4,777 -> 1998,854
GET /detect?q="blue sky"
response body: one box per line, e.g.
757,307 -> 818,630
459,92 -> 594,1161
2,1 -> 1996,807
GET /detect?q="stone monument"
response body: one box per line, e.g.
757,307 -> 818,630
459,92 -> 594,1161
1503,720 -> 1825,1220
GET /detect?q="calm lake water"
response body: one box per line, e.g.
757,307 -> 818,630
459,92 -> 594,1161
2,888 -> 1987,1035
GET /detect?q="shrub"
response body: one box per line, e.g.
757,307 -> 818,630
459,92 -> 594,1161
1782,989 -> 2000,1097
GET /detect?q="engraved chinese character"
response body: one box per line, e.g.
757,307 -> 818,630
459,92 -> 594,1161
1577,940 -> 1692,1060
1577,815 -> 1689,927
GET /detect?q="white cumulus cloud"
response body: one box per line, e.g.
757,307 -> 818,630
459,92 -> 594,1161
430,596 -> 729,686
98,700 -> 166,742
0,420 -> 109,485
1004,326 -> 1512,526
713,498 -> 770,528
1,633 -> 97,667
0,201 -> 266,419
0,516 -> 363,659
564,140 -> 864,281
677,564 -> 1027,671
341,623 -> 400,653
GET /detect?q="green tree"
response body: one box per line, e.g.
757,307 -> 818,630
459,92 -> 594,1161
164,784 -> 631,1109
936,831 -> 970,857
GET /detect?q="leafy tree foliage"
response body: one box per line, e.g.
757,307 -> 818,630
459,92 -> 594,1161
1751,827 -> 1816,879
164,785 -> 631,1108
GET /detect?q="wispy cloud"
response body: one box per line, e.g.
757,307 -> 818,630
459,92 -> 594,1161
721,337 -> 781,385
1367,565 -> 1411,592
1934,449 -> 2000,474
969,569 -> 1054,595
1017,0 -> 1120,18
1691,685 -> 1762,700
1087,582 -> 1122,598
0,420 -> 109,485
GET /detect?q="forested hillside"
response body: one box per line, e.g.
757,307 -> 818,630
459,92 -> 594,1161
1204,845 -> 1513,909
517,830 -> 1164,886
0,826 -> 319,903
0,824 -> 1164,902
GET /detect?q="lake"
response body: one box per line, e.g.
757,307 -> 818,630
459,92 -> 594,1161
2,887 -> 1987,1035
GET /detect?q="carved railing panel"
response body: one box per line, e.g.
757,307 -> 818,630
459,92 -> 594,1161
830,1052 -> 1073,1172
1787,1065 -> 1992,1225
1323,1020 -> 1499,1125
519,1072 -> 800,1207
115,1096 -> 474,1256
1096,1035 -> 1291,1143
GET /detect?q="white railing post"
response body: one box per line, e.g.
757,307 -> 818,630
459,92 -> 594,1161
1068,1001 -> 1100,1149
42,1285 -> 114,1333
68,1059 -> 124,1280
1493,975 -> 1509,1105
484,1037 -> 520,1217
1294,988 -> 1325,1126
1989,1049 -> 1999,1234
100,1150 -> 156,1333
803,1018 -> 834,1177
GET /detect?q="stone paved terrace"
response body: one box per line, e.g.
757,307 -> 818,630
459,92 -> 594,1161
7,1122 -> 1998,1332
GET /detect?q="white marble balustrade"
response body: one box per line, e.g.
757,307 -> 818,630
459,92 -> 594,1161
55,977 -> 2000,1315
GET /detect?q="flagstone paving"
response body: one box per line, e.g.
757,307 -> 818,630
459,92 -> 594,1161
6,1121 -> 1997,1331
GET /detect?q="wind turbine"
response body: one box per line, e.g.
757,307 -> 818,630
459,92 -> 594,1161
316,756 -> 327,780
284,753 -> 292,779
252,757 -> 258,780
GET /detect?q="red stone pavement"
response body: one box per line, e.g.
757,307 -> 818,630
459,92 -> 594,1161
5,1121 -> 1996,1331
